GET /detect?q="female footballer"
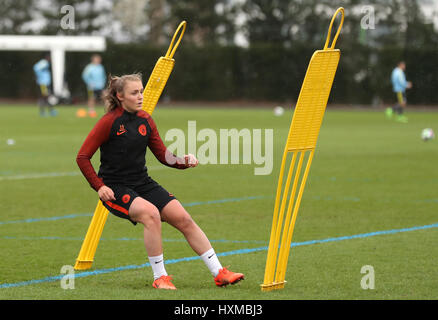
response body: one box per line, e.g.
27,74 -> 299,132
76,74 -> 244,290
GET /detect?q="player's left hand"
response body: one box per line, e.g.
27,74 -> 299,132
184,154 -> 198,168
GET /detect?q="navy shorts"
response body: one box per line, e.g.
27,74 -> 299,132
101,181 -> 176,226
88,89 -> 103,100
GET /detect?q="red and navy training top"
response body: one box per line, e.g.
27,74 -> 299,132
76,106 -> 187,191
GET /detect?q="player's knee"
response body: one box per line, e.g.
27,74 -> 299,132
176,214 -> 196,233
136,207 -> 161,227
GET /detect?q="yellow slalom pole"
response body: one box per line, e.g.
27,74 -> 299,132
74,21 -> 187,271
273,151 -> 305,282
264,151 -> 297,286
276,150 -> 314,284
263,150 -> 288,285
74,202 -> 107,270
261,7 -> 344,291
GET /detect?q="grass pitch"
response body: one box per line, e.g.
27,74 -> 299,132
0,104 -> 437,300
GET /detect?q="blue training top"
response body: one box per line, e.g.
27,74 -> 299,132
33,59 -> 51,86
391,67 -> 408,93
82,63 -> 106,91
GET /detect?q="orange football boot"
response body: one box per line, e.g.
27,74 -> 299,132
152,275 -> 176,290
214,267 -> 244,287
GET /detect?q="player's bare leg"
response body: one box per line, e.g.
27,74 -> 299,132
161,199 -> 244,286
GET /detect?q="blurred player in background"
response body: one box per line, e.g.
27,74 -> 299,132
82,54 -> 106,117
386,61 -> 412,123
33,53 -> 57,117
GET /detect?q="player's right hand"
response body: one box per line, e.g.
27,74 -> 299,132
184,153 -> 199,168
98,185 -> 116,202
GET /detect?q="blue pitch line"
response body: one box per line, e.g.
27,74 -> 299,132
1,195 -> 436,227
0,235 -> 267,245
0,213 -> 93,225
1,222 -> 438,289
183,195 -> 267,207
0,195 -> 268,226
288,222 -> 438,247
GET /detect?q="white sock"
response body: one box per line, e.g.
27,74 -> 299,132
200,248 -> 222,277
148,254 -> 168,280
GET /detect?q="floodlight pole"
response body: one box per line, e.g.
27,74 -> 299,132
0,35 -> 106,97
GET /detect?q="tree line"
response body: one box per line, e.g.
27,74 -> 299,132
1,0 -> 438,105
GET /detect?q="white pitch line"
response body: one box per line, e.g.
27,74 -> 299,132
0,172 -> 81,181
0,166 -> 166,181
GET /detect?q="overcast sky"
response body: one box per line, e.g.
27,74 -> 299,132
419,0 -> 438,26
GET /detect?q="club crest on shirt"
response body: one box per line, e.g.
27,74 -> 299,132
138,124 -> 147,136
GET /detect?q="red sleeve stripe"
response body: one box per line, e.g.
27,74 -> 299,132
76,108 -> 122,191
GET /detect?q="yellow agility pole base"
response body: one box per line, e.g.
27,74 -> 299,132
74,201 -> 108,270
261,8 -> 344,291
74,21 -> 187,271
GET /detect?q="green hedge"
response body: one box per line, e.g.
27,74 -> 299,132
0,43 -> 437,105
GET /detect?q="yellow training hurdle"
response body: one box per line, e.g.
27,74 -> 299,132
261,8 -> 344,291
